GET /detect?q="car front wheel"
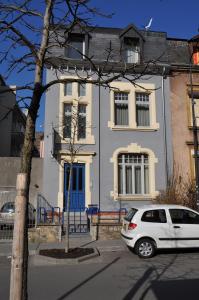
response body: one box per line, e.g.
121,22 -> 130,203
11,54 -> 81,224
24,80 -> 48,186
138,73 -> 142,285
135,238 -> 156,258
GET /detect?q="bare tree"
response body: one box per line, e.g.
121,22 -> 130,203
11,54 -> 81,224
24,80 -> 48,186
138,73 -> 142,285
0,1 -> 156,299
61,99 -> 86,253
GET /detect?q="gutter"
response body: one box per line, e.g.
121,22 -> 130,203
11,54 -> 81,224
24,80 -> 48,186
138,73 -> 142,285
161,67 -> 169,186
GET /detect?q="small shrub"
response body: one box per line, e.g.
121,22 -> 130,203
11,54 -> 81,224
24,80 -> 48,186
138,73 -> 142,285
155,174 -> 197,210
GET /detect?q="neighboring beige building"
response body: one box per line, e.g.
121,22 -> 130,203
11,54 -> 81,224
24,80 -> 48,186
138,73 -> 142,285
170,73 -> 198,181
170,36 -> 199,181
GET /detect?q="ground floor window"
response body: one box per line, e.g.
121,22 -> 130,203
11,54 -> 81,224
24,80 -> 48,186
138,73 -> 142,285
118,153 -> 149,195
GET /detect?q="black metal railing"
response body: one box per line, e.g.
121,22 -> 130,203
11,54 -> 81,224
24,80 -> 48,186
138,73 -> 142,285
63,206 -> 89,234
37,206 -> 62,225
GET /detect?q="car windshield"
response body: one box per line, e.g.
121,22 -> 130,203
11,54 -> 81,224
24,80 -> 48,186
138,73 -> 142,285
1,202 -> 15,213
0,202 -> 35,213
124,208 -> 138,222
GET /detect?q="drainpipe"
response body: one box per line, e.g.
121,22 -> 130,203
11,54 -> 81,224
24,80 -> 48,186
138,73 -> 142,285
98,79 -> 101,212
161,67 -> 169,186
96,77 -> 101,241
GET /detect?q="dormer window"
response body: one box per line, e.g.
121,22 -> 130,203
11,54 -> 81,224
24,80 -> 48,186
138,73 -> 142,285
123,38 -> 140,64
66,34 -> 85,59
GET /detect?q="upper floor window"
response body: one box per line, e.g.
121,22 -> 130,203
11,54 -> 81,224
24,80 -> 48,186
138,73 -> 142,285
118,153 -> 149,195
64,83 -> 72,96
188,90 -> 199,127
136,93 -> 150,126
78,104 -> 87,139
122,38 -> 140,64
190,148 -> 199,181
78,83 -> 86,97
63,103 -> 72,138
192,97 -> 199,127
109,82 -> 159,131
60,79 -> 94,144
114,92 -> 129,126
67,34 -> 85,59
63,103 -> 87,140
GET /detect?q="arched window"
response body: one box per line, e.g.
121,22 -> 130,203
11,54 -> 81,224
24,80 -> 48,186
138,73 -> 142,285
118,153 -> 149,195
110,143 -> 158,200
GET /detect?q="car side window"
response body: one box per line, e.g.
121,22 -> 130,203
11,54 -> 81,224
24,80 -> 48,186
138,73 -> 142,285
169,209 -> 199,224
141,209 -> 167,223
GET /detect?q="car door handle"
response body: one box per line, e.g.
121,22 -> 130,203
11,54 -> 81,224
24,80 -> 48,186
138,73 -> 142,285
173,226 -> 181,228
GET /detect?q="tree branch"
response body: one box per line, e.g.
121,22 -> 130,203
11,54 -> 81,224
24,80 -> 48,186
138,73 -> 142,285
0,3 -> 43,18
0,21 -> 38,59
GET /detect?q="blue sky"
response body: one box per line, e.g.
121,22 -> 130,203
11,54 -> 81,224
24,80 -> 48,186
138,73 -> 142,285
3,0 -> 199,131
91,0 -> 199,39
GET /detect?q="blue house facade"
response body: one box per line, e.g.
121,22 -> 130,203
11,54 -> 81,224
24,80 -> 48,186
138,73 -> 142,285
43,24 -> 173,212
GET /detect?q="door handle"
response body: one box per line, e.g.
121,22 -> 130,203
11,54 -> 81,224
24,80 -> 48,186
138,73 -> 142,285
173,226 -> 181,228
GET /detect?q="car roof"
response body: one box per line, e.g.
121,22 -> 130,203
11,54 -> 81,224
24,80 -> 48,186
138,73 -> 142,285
130,204 -> 196,211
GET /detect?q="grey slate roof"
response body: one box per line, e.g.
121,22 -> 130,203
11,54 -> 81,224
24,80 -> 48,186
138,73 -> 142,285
48,23 -> 199,71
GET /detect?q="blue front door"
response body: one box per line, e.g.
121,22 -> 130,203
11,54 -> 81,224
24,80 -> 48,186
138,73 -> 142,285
64,163 -> 85,211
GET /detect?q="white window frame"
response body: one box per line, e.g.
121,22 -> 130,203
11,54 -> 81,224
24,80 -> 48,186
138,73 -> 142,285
64,82 -> 72,96
123,38 -> 140,64
108,82 -> 159,131
60,76 -> 94,144
110,143 -> 159,200
118,153 -> 149,195
78,83 -> 86,97
189,95 -> 199,127
78,104 -> 87,140
63,103 -> 72,139
135,92 -> 150,127
114,92 -> 129,126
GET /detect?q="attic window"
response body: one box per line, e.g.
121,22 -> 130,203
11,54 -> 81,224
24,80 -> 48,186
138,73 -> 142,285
193,46 -> 199,65
122,38 -> 140,64
66,34 -> 85,59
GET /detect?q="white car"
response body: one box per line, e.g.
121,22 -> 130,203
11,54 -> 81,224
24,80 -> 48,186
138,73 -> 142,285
121,204 -> 199,258
0,202 -> 35,229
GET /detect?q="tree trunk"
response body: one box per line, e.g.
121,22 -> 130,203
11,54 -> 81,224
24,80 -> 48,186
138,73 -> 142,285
9,2 -> 53,298
65,164 -> 73,253
10,88 -> 42,300
10,174 -> 27,300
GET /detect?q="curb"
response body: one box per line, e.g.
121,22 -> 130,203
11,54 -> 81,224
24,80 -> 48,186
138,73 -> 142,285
96,245 -> 127,252
29,247 -> 99,266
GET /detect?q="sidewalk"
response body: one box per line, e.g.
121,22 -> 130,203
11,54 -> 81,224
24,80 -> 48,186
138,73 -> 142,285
0,234 -> 127,257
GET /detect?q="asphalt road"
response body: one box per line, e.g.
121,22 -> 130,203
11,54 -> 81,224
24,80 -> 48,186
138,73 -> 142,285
1,248 -> 199,300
